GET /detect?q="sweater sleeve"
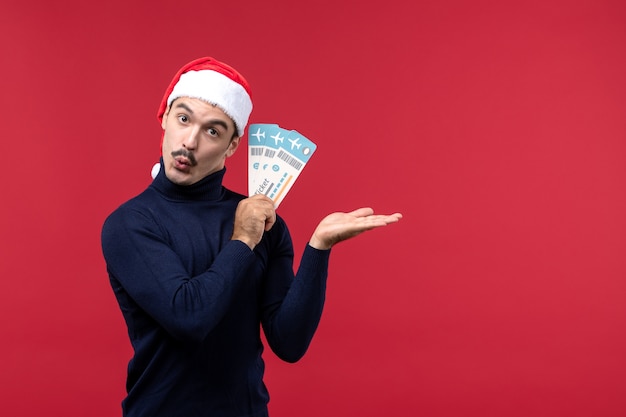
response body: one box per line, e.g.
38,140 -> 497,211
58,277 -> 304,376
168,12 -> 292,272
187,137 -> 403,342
260,228 -> 331,363
101,206 -> 255,343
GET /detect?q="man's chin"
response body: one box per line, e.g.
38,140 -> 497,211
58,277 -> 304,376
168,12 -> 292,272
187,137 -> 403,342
165,166 -> 198,186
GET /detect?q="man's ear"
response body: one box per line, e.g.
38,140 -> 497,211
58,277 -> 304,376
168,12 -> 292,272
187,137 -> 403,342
161,107 -> 170,130
225,136 -> 241,157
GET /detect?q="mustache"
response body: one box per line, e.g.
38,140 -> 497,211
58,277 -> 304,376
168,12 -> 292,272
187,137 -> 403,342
171,149 -> 197,166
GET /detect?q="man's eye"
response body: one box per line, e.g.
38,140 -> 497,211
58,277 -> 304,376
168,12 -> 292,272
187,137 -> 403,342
207,128 -> 219,136
177,115 -> 188,123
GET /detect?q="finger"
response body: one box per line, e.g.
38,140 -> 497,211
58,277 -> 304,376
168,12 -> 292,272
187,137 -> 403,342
362,212 -> 402,222
250,193 -> 274,205
346,207 -> 375,218
356,214 -> 402,229
380,213 -> 403,223
264,209 -> 276,231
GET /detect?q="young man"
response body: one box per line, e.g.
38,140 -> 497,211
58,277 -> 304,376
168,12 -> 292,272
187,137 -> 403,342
101,57 -> 402,417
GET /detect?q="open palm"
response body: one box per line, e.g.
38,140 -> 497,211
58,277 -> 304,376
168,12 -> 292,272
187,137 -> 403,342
309,208 -> 403,250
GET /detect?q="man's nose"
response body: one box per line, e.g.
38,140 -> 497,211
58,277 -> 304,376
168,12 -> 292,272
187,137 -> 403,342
182,127 -> 199,150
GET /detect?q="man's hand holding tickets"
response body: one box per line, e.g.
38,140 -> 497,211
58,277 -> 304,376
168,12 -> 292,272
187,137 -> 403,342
232,194 -> 277,250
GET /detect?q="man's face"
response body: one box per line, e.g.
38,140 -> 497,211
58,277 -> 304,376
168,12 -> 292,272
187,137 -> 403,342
161,97 -> 240,186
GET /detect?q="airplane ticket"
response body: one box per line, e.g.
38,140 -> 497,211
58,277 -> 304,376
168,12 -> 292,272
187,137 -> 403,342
247,123 -> 278,196
248,123 -> 317,208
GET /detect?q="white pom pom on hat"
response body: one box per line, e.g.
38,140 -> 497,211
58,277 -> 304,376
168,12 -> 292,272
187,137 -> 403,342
151,57 -> 253,179
151,162 -> 161,179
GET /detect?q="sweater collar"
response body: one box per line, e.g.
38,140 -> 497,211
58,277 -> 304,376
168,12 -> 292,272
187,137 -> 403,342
151,158 -> 226,201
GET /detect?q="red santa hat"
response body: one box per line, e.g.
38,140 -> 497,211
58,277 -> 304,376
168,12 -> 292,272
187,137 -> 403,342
152,57 -> 253,178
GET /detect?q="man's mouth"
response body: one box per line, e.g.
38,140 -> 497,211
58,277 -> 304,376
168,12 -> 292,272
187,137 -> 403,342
175,156 -> 191,166
171,149 -> 197,167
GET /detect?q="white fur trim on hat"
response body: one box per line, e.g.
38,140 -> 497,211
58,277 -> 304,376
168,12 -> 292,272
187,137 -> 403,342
167,70 -> 252,137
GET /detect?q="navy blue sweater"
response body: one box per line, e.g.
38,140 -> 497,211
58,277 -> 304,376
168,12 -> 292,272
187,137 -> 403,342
101,163 -> 329,417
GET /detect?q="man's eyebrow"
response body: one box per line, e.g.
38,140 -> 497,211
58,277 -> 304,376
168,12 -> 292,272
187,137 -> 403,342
174,102 -> 194,113
205,119 -> 230,131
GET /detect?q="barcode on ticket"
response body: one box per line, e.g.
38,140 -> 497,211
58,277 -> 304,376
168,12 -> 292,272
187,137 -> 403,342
277,150 -> 303,171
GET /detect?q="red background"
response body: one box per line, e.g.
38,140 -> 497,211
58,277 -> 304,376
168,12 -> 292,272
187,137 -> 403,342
1,1 -> 625,416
